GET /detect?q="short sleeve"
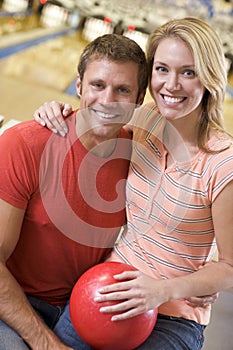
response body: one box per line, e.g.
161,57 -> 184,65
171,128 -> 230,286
208,147 -> 233,202
0,126 -> 38,209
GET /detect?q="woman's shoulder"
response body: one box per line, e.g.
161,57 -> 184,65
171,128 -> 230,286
204,131 -> 233,178
130,102 -> 161,129
208,131 -> 233,154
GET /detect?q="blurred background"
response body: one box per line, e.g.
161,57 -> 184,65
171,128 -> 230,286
0,1 -> 233,349
0,0 -> 232,126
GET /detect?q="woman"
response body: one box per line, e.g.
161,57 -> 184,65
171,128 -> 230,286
34,18 -> 233,350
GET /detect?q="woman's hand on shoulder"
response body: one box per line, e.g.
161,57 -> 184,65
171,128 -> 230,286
33,101 -> 72,136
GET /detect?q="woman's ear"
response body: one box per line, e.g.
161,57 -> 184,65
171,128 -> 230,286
76,75 -> 82,97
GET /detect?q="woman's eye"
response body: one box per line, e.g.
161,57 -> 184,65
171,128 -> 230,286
183,70 -> 196,77
155,66 -> 167,73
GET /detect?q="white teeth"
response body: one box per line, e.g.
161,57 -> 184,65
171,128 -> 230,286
95,111 -> 116,119
163,95 -> 184,103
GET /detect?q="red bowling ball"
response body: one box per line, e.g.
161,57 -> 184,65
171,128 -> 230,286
70,261 -> 158,350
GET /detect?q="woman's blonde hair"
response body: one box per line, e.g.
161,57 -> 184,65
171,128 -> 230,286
147,17 -> 228,151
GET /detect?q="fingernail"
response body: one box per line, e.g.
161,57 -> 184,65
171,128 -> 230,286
94,296 -> 101,302
51,128 -> 58,134
61,122 -> 68,134
59,131 -> 66,137
99,307 -> 106,313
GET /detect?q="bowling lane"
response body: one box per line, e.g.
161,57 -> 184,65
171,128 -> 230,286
0,4 -> 86,124
0,0 -> 233,129
0,31 -> 85,91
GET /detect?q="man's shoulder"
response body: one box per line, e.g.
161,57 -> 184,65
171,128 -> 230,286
1,119 -> 51,148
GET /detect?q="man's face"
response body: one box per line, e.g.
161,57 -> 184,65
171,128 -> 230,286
76,58 -> 143,140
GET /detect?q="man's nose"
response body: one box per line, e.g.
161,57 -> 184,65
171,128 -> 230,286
99,88 -> 117,104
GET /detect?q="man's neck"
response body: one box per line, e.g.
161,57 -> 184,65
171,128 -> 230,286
79,134 -> 118,158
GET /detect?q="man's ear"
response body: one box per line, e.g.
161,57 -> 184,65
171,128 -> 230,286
76,75 -> 82,97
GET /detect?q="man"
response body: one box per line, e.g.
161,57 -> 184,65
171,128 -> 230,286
0,34 -> 148,349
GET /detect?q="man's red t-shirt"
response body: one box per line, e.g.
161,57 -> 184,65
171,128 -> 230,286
0,112 -> 131,305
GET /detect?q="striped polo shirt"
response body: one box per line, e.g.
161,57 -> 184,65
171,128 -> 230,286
110,102 -> 233,325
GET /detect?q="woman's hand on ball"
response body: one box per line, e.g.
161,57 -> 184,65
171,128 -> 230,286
94,270 -> 165,321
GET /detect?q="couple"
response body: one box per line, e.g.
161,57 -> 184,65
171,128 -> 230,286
0,17 -> 233,350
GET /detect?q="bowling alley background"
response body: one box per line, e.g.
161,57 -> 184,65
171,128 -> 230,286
0,0 -> 233,127
0,1 -> 233,349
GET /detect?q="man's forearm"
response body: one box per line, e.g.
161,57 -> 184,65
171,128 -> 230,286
0,262 -> 69,349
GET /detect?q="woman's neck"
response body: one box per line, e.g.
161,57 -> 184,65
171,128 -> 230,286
163,115 -> 200,165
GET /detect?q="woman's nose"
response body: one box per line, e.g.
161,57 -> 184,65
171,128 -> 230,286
165,73 -> 181,91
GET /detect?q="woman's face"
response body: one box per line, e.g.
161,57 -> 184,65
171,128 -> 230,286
150,37 -> 206,122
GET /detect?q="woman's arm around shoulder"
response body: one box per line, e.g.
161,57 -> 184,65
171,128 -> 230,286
33,101 -> 72,136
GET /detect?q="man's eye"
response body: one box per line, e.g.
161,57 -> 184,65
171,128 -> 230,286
118,87 -> 130,94
92,83 -> 104,89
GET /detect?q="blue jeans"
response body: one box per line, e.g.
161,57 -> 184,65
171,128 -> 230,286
0,296 -> 205,350
54,301 -> 93,350
0,295 -> 64,350
54,303 -> 205,350
137,315 -> 205,350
